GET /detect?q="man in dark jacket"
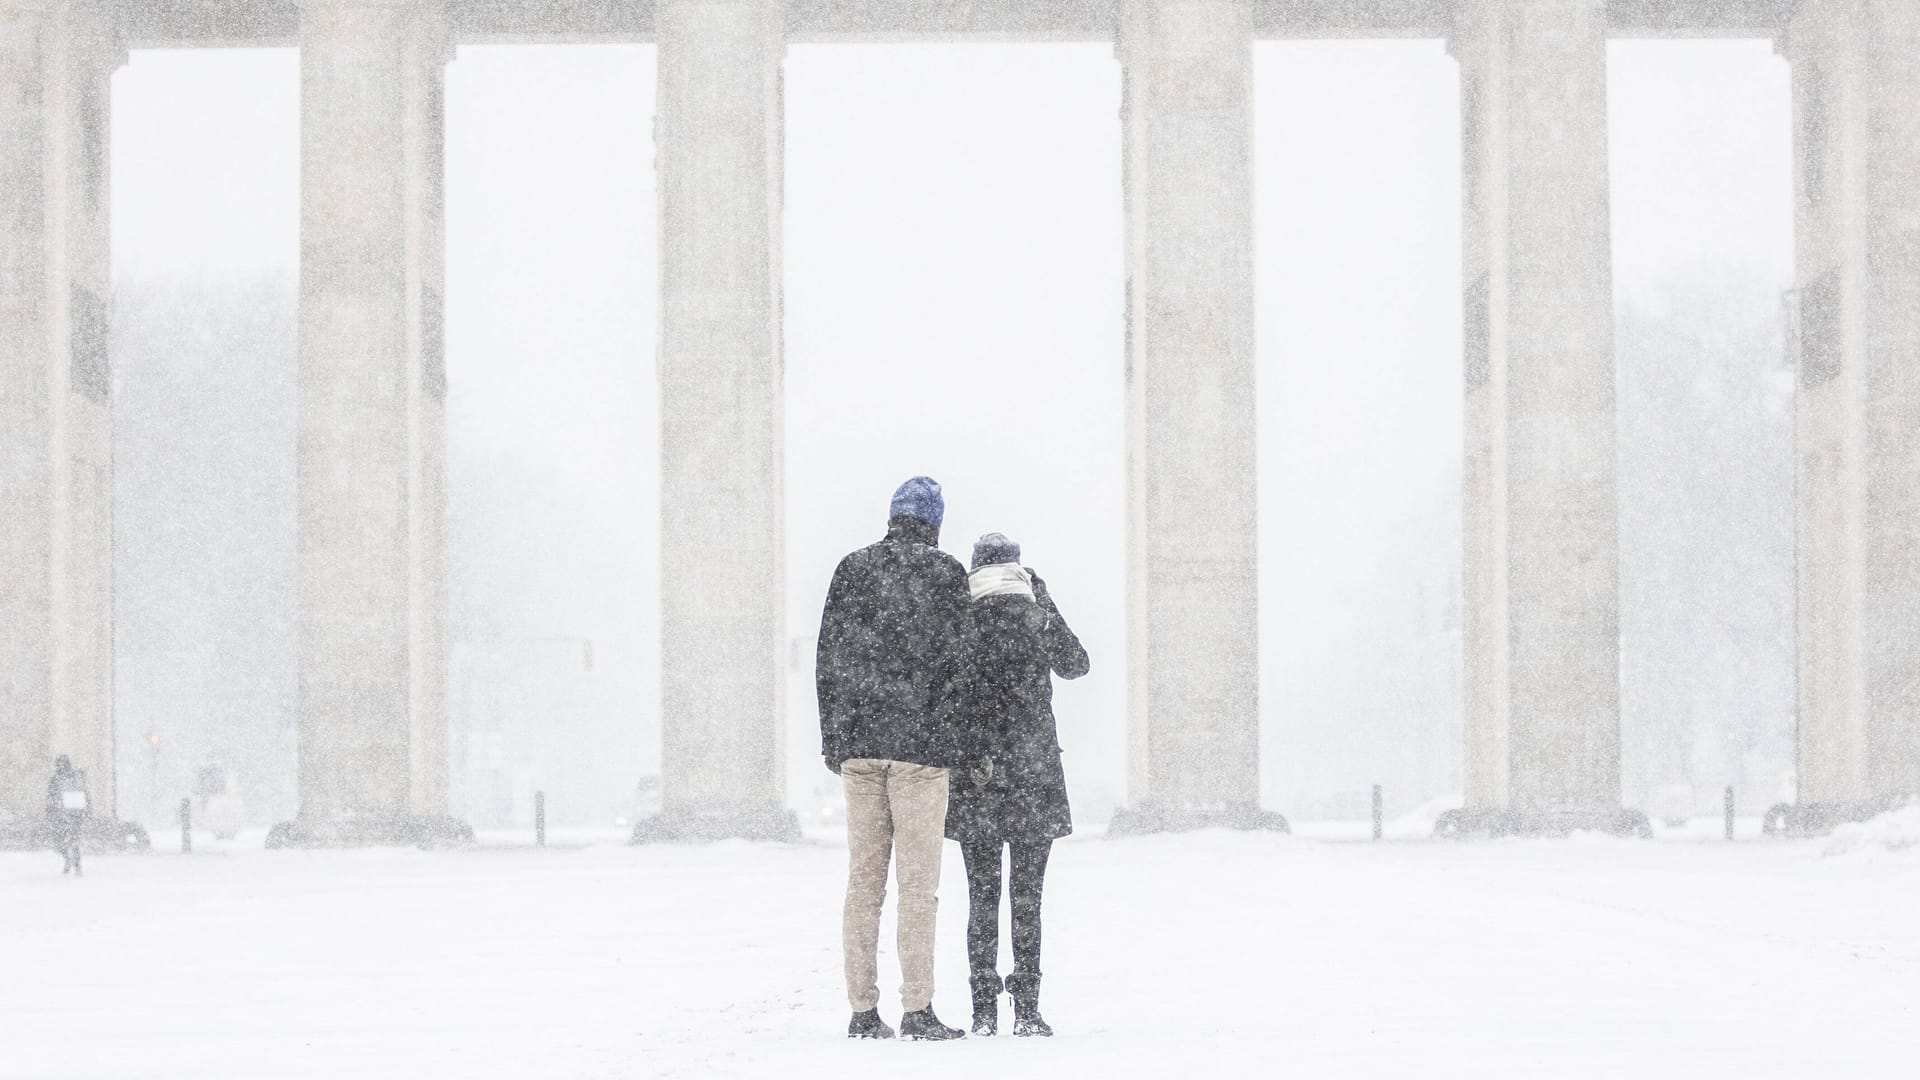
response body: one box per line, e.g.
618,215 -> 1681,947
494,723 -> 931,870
46,755 -> 91,876
945,533 -> 1088,1037
817,476 -> 970,1041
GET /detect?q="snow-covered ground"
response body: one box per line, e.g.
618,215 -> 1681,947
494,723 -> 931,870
7,825 -> 1918,1078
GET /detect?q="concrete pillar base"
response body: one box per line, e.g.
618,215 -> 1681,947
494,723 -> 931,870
1107,802 -> 1290,836
1760,801 -> 1898,838
264,813 -> 473,850
0,816 -> 149,852
630,803 -> 801,844
1433,807 -> 1652,839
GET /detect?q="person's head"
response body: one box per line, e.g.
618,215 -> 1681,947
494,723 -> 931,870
888,476 -> 945,537
971,532 -> 1021,571
54,755 -> 72,774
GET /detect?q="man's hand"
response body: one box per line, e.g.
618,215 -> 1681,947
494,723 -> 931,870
825,754 -> 844,775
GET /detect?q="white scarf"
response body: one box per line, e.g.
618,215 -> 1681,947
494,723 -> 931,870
969,563 -> 1035,602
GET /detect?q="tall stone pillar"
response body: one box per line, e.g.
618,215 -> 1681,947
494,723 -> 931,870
1112,0 -> 1277,833
1776,0 -> 1920,832
0,2 -> 124,840
1447,0 -> 1642,836
639,0 -> 794,842
284,0 -> 458,845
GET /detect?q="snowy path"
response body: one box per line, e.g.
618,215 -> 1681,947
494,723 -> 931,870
5,829 -> 1917,1078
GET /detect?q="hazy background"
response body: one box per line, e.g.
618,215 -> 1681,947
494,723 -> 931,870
108,38 -> 1793,830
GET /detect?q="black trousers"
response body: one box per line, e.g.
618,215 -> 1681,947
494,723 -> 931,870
959,839 -> 1052,979
57,822 -> 82,872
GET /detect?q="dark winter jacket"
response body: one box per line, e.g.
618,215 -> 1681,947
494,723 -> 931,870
46,765 -> 90,825
945,571 -> 1089,844
817,516 -> 975,770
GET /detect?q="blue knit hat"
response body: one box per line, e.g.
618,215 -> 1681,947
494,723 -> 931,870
971,532 -> 1021,570
889,476 -> 945,529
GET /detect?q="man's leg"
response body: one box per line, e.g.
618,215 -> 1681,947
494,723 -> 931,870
959,840 -> 1004,979
1008,840 -> 1052,977
888,762 -> 950,1013
841,759 -> 893,1012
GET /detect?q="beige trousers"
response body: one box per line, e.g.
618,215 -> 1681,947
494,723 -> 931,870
841,758 -> 950,1013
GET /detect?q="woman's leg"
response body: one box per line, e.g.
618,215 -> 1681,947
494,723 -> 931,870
1007,839 -> 1052,976
1005,840 -> 1054,1033
959,840 -> 1004,979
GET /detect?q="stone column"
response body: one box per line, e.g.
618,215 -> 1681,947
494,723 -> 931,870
641,0 -> 794,842
0,2 -> 122,836
287,0 -> 456,844
1782,0 -> 1920,827
1449,0 -> 1638,836
1113,0 -> 1273,832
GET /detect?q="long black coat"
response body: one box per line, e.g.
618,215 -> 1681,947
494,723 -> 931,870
816,516 -> 974,770
945,575 -> 1089,844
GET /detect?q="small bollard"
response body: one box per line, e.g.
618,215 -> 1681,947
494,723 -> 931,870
180,798 -> 192,854
1724,785 -> 1736,841
535,790 -> 546,848
1371,785 -> 1383,841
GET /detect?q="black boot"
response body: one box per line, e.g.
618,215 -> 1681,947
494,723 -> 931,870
899,1007 -> 965,1041
847,1009 -> 895,1039
969,974 -> 1002,1036
1007,973 -> 1051,1037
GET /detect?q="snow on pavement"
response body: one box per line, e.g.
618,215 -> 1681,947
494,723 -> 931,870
5,828 -> 1917,1078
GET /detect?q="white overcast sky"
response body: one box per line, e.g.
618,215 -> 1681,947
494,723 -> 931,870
109,39 -> 1791,812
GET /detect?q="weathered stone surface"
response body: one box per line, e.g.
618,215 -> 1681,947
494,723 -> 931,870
0,3 -> 121,827
293,0 -> 452,828
653,0 -> 788,831
1117,0 -> 1261,818
1787,0 -> 1920,811
1457,0 -> 1622,818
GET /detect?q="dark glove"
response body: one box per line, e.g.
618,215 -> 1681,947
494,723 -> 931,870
825,755 -> 843,775
1029,571 -> 1059,621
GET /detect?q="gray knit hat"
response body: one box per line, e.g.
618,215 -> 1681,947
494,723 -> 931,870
971,532 -> 1021,570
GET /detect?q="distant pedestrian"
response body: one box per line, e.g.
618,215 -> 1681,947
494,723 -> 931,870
816,476 -> 972,1041
46,756 -> 91,876
946,533 -> 1088,1037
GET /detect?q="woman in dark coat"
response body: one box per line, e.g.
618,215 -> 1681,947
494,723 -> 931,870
946,533 -> 1089,1038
